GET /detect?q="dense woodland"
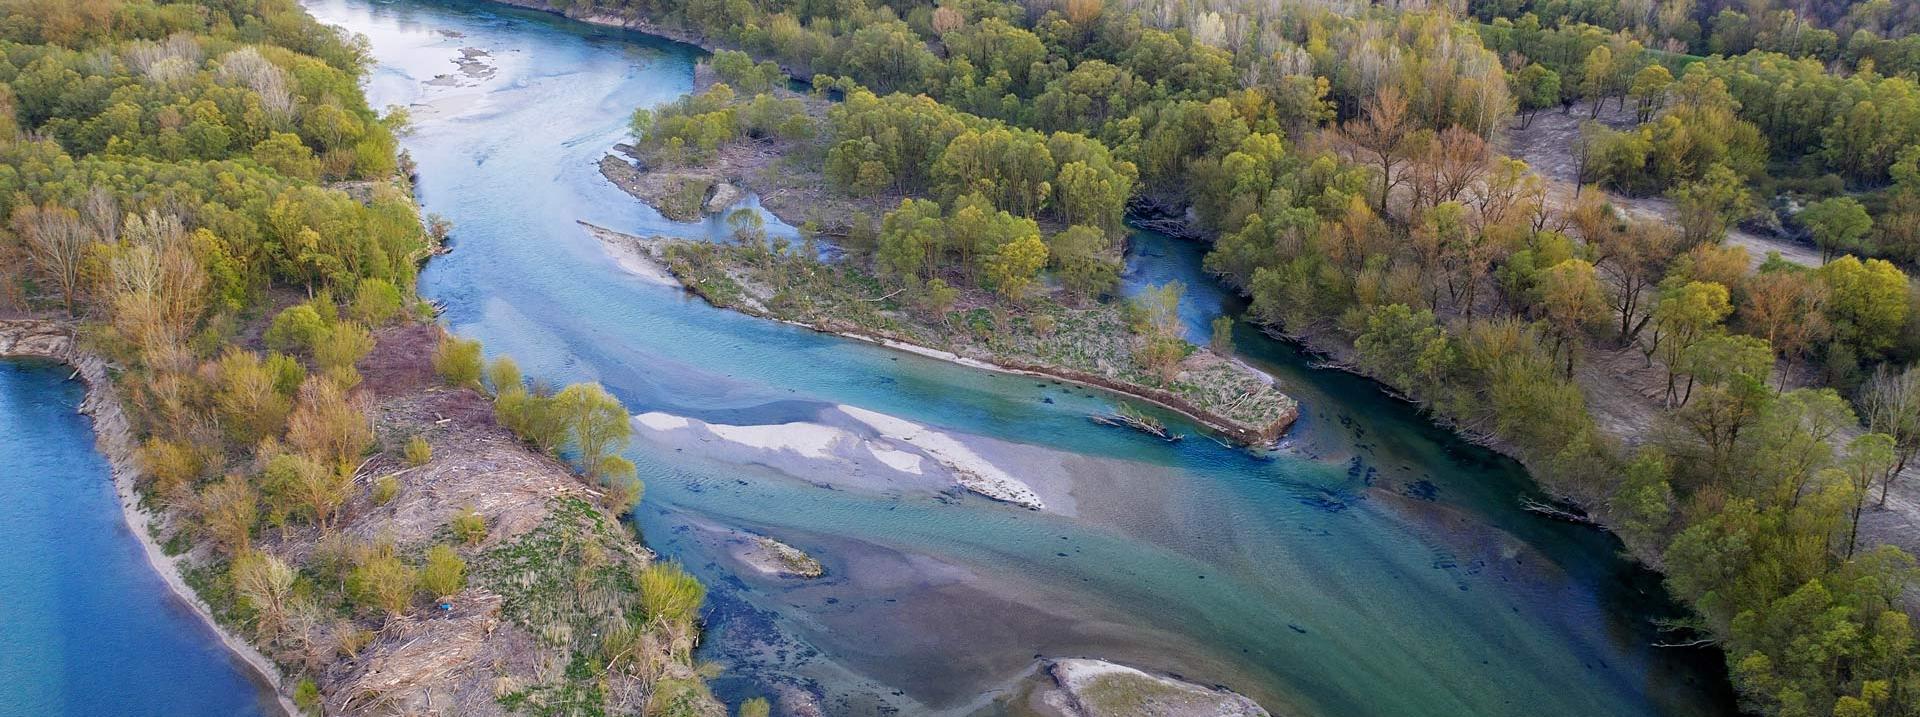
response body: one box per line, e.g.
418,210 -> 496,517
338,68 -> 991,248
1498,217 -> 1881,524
0,1 -> 716,714
586,0 -> 1920,712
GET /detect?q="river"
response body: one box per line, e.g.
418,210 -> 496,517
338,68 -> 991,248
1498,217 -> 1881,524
303,0 -> 1739,715
0,359 -> 277,716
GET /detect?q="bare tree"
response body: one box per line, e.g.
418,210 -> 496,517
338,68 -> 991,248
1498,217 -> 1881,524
1340,87 -> 1416,215
11,202 -> 96,312
1863,364 -> 1920,506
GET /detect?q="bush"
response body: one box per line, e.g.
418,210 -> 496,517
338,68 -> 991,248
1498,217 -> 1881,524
403,435 -> 431,466
351,277 -> 405,325
451,506 -> 487,545
372,474 -> 399,505
486,355 -> 522,395
314,321 -> 373,372
739,697 -> 771,717
433,336 -> 483,388
637,561 -> 705,625
265,304 -> 331,354
347,544 -> 416,616
137,438 -> 201,499
293,679 -> 321,715
421,544 -> 465,597
263,352 -> 307,395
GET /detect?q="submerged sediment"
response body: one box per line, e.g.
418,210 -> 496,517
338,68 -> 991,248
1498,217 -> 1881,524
1038,658 -> 1272,717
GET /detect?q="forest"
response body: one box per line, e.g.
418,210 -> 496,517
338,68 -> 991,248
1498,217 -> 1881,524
563,0 -> 1920,712
0,0 -> 713,714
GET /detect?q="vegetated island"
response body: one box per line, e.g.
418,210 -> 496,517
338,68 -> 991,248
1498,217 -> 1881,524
595,59 -> 1297,448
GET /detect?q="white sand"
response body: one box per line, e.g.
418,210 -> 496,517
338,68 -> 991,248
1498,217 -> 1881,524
634,411 -> 689,430
579,221 -> 677,286
867,443 -> 925,474
706,421 -> 847,459
837,405 -> 1044,510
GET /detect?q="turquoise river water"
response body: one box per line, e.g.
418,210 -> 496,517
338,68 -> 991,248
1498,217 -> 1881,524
2,0 -> 1749,714
303,0 -> 1740,714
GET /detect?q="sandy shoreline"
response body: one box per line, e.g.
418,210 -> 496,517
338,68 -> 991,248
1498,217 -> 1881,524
0,321 -> 297,717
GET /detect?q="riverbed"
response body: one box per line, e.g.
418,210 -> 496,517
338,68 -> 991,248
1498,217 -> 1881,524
0,360 -> 278,716
306,0 -> 1738,714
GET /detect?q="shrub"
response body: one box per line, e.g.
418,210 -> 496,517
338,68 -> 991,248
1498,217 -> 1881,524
286,376 -> 373,467
351,277 -> 404,325
421,544 -> 465,597
1210,315 -> 1234,354
372,474 -> 400,505
264,304 -> 330,354
485,355 -> 522,395
263,352 -> 307,395
451,506 -> 487,545
739,697 -> 772,717
637,561 -> 705,625
433,336 -> 483,388
347,544 -> 416,616
293,679 -> 321,714
216,350 -> 293,444
314,321 -> 373,372
137,438 -> 201,499
403,435 -> 431,466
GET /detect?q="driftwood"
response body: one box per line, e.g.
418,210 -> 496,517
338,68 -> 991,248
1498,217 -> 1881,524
1520,497 -> 1600,526
1090,411 -> 1184,442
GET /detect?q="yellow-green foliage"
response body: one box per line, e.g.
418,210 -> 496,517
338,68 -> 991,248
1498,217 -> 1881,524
421,544 -> 466,597
738,697 -> 771,717
372,474 -> 400,505
636,562 -> 705,626
347,543 -> 417,616
404,435 -> 432,466
451,506 -> 488,545
433,336 -> 483,388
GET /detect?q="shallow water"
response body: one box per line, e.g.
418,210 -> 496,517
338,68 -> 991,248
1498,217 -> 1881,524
0,360 -> 277,717
306,0 -> 1738,714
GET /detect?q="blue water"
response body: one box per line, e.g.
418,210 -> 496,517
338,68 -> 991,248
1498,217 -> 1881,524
0,360 -> 276,717
305,0 -> 1737,715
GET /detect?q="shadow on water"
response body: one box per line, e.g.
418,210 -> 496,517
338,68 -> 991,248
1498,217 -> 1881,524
304,1 -> 1739,714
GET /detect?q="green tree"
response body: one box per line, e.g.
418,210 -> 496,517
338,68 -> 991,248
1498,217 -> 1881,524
1800,197 -> 1873,261
1538,259 -> 1607,376
1819,255 -> 1909,359
553,382 -> 633,482
982,233 -> 1048,302
1668,164 -> 1753,245
1652,280 -> 1733,405
1355,304 -> 1453,395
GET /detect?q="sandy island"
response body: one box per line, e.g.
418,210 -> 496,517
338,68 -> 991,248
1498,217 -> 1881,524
634,407 -> 1046,510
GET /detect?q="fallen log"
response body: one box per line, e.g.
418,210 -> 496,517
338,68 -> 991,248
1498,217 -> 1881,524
1090,411 -> 1184,442
1520,496 -> 1599,526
